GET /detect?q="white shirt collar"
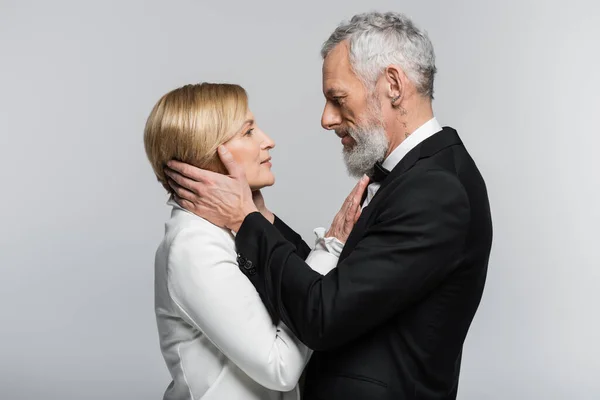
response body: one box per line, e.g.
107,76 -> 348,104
382,117 -> 442,172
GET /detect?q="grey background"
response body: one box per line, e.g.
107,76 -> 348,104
1,0 -> 599,399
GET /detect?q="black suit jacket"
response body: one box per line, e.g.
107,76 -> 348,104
235,127 -> 493,399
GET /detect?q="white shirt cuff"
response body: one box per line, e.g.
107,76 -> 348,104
312,227 -> 344,258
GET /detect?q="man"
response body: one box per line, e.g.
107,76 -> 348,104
165,11 -> 493,400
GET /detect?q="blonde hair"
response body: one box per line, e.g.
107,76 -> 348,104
143,83 -> 248,193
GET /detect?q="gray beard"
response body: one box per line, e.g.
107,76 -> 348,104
342,122 -> 389,178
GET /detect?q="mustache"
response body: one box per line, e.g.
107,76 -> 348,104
337,128 -> 360,141
335,128 -> 356,138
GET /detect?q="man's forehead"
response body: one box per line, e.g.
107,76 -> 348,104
323,41 -> 350,72
322,42 -> 353,93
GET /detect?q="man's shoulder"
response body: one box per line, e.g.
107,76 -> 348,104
390,162 -> 463,192
373,165 -> 468,216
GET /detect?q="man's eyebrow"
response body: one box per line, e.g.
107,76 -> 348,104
325,88 -> 346,97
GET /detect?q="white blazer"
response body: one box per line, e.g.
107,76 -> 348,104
155,198 -> 339,400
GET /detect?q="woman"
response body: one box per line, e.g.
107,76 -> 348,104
143,83 -> 357,400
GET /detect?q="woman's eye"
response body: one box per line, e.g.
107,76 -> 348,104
245,128 -> 254,136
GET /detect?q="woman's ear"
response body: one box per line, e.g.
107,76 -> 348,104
202,152 -> 229,175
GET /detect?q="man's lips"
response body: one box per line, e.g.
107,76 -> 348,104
341,136 -> 353,146
337,132 -> 354,146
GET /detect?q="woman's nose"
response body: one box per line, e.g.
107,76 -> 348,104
261,132 -> 275,149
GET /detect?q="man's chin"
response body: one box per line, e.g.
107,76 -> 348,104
342,141 -> 358,153
341,135 -> 356,148
349,169 -> 370,178
343,161 -> 370,178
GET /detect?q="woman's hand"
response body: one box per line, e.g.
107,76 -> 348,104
252,190 -> 275,224
326,175 -> 370,243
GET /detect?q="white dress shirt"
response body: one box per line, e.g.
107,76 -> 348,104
317,117 -> 443,257
155,198 -> 339,400
362,117 -> 442,208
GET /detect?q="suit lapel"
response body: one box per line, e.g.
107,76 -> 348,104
339,127 -> 462,262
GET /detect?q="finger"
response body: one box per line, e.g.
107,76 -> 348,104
173,193 -> 196,212
344,177 -> 366,215
344,175 -> 366,210
345,198 -> 356,222
353,175 -> 370,203
344,205 -> 356,225
338,182 -> 358,218
164,169 -> 201,195
167,177 -> 196,202
346,187 -> 365,232
335,197 -> 349,220
341,195 -> 354,217
217,146 -> 244,179
350,189 -> 363,216
342,198 -> 358,220
346,179 -> 361,202
330,212 -> 341,228
339,181 -> 359,214
344,201 -> 358,235
353,173 -> 369,191
165,160 -> 211,182
328,214 -> 342,237
353,204 -> 362,224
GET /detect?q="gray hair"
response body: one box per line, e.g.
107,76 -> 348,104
321,11 -> 437,99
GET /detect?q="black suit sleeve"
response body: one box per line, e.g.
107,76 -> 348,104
235,169 -> 470,351
272,215 -> 311,260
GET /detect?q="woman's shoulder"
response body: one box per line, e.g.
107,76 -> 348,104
162,200 -> 233,249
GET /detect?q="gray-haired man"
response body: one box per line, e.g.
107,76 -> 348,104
166,11 -> 493,399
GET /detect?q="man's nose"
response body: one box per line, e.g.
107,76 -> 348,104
321,102 -> 342,130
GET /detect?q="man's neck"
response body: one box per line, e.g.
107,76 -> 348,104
385,101 -> 434,158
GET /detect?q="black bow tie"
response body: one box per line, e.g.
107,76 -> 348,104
370,161 -> 390,183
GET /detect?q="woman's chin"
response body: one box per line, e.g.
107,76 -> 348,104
249,176 -> 275,191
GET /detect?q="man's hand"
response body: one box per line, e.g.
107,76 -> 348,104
252,190 -> 275,224
164,146 -> 258,232
325,175 -> 370,243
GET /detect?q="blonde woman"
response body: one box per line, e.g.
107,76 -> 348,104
144,83 -> 363,400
